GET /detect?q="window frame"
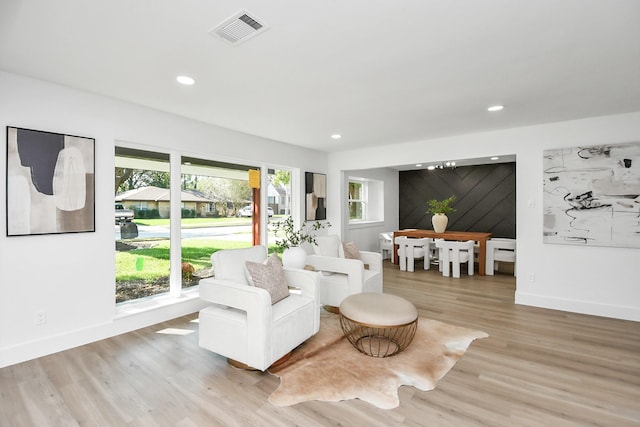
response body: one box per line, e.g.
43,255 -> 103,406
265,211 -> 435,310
116,144 -> 301,311
114,145 -> 173,305
347,176 -> 384,225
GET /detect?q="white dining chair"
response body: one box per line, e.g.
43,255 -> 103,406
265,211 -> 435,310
394,236 -> 408,271
378,232 -> 394,260
435,239 -> 475,278
395,236 -> 431,272
486,238 -> 516,276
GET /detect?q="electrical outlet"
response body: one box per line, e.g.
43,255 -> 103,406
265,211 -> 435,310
34,310 -> 47,326
528,273 -> 535,283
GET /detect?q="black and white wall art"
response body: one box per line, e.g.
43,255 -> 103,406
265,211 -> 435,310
543,142 -> 640,248
305,172 -> 327,221
6,127 -> 95,236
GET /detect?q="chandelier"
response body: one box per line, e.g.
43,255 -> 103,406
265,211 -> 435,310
427,161 -> 456,170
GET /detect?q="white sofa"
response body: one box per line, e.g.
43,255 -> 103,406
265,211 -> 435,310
198,245 -> 320,371
304,235 -> 383,309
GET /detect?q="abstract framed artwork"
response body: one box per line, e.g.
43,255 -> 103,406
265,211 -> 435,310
6,126 -> 95,236
543,142 -> 640,248
305,172 -> 327,221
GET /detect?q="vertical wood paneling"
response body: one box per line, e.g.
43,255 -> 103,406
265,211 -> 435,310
399,163 -> 516,238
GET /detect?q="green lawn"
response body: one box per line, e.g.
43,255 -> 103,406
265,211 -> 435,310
133,215 -> 285,228
116,238 -> 281,281
134,217 -> 250,228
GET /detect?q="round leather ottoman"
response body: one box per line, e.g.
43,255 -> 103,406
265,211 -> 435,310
339,293 -> 418,357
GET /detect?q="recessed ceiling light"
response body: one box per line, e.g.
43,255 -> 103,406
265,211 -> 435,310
331,134 -> 342,140
427,165 -> 436,171
176,75 -> 195,85
491,156 -> 499,161
487,105 -> 504,112
415,164 -> 422,167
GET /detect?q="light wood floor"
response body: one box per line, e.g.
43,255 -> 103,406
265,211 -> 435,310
2,261 -> 639,426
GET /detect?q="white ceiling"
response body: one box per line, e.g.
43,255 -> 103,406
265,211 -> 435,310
1,0 -> 639,153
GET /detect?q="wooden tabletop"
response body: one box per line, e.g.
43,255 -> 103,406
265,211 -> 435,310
393,229 -> 492,275
394,229 -> 492,240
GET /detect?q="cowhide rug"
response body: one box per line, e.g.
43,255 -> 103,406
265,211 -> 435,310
268,313 -> 488,409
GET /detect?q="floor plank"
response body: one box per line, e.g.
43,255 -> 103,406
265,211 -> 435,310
1,261 -> 639,426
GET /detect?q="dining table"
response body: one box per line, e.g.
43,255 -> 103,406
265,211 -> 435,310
393,229 -> 493,275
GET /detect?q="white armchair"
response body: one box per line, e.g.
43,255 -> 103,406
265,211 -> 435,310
198,245 -> 320,371
304,235 -> 383,310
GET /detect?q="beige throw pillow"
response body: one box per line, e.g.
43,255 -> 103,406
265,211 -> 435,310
245,254 -> 290,304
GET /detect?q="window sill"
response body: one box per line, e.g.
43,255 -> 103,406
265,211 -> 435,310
348,220 -> 384,230
115,287 -> 201,319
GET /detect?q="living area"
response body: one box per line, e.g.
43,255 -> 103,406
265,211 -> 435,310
2,1 -> 640,425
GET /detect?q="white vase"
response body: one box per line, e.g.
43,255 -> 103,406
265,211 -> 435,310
282,246 -> 307,269
432,213 -> 448,233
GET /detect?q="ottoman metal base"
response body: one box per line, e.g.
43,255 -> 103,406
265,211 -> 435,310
340,315 -> 417,357
339,293 -> 419,358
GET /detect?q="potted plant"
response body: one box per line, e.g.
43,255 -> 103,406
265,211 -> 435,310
426,195 -> 456,233
271,217 -> 331,268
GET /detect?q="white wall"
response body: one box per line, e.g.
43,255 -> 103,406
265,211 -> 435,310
0,71 -> 327,367
342,168 -> 399,252
327,112 -> 640,322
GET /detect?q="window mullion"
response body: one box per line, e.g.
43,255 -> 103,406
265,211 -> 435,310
169,151 -> 182,297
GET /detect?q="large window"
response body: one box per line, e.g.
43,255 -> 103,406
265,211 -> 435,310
115,147 -> 296,304
115,147 -> 171,303
266,168 -> 292,252
179,157 -> 256,289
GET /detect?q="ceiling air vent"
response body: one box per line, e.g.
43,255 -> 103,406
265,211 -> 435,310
209,10 -> 269,45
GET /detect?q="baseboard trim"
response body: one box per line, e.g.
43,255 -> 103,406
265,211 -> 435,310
515,291 -> 640,322
0,297 -> 208,368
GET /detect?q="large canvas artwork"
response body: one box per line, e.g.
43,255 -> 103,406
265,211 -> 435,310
305,172 -> 327,221
6,127 -> 95,236
543,142 -> 640,248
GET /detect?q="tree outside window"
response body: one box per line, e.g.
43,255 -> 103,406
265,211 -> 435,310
349,181 -> 364,220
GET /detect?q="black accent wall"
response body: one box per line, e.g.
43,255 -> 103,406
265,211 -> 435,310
399,162 -> 516,238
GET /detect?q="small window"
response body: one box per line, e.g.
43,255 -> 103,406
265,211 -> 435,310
348,177 -> 384,223
348,181 -> 365,220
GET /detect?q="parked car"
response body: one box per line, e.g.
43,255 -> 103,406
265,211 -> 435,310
115,203 -> 134,224
237,206 -> 252,217
237,206 -> 274,217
